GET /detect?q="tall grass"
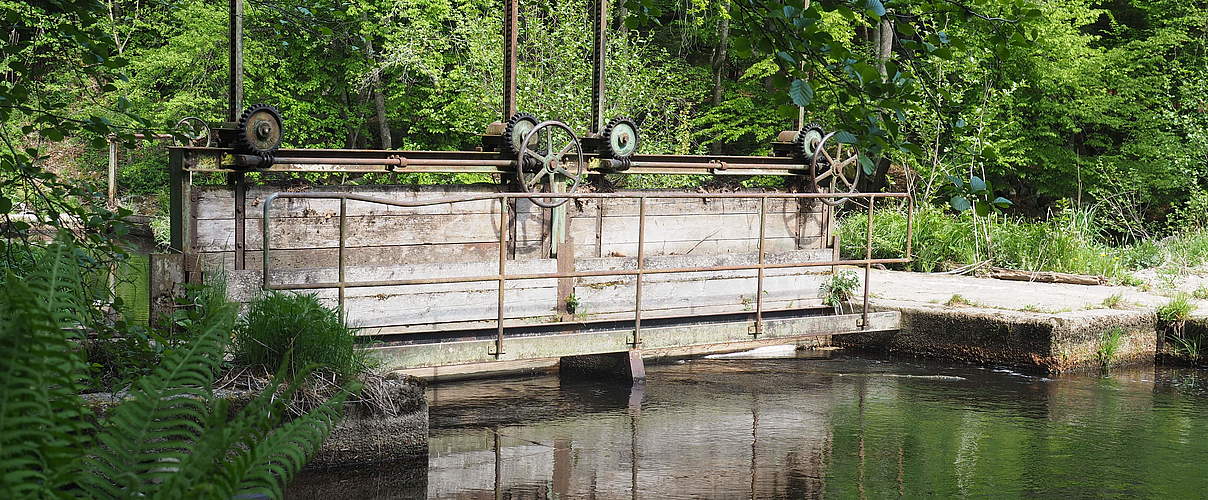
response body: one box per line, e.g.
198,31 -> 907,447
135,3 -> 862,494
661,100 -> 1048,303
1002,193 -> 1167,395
839,202 -> 1207,280
233,291 -> 368,380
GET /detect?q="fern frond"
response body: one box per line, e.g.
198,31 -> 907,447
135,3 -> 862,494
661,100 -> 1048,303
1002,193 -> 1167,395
79,294 -> 236,497
0,244 -> 93,497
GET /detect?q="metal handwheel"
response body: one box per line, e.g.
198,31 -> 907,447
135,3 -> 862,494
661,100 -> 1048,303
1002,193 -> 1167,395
810,131 -> 862,207
173,117 -> 212,148
516,120 -> 586,208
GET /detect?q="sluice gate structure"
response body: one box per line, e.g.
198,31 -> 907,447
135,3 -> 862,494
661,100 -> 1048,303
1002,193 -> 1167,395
156,148 -> 912,380
148,0 -> 914,380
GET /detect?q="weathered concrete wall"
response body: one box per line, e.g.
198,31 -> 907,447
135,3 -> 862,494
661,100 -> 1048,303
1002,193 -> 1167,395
836,299 -> 1157,373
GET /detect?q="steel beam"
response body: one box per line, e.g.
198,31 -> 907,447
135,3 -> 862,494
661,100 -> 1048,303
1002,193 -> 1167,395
228,0 -> 243,121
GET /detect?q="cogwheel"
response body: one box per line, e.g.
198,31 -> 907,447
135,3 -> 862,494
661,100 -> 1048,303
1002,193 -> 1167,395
235,104 -> 283,154
503,112 -> 539,156
601,117 -> 639,159
793,123 -> 825,161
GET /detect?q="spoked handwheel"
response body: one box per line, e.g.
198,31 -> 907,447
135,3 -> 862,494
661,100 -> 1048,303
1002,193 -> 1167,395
810,131 -> 862,207
515,121 -> 586,208
172,117 -> 212,148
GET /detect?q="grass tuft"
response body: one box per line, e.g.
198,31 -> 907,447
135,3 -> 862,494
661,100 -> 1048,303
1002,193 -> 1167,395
1157,293 -> 1194,323
233,291 -> 369,380
1097,327 -> 1125,368
1101,293 -> 1125,309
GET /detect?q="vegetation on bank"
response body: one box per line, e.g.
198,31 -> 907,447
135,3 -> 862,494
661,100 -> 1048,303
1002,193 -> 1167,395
0,244 -> 357,498
838,197 -> 1208,284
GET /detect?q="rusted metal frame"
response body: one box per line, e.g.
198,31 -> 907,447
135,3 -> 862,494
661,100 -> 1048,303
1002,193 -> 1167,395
753,196 -> 767,336
261,190 -> 911,206
265,257 -> 910,291
862,197 -> 874,328
633,196 -> 646,347
590,0 -> 607,134
501,0 -> 518,120
228,0 -> 243,121
338,197 -> 347,323
232,172 -> 247,270
495,198 -> 508,356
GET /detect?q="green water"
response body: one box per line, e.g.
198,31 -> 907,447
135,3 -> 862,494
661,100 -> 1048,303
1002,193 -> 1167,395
288,353 -> 1208,499
114,253 -> 150,326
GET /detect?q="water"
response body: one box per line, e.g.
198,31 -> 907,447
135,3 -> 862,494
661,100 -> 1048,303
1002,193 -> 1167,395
288,351 -> 1208,499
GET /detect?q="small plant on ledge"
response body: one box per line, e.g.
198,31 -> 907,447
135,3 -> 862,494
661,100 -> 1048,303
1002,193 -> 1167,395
820,270 -> 861,314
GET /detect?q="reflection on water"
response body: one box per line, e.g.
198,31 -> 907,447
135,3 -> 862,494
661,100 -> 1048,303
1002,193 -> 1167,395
288,352 -> 1208,499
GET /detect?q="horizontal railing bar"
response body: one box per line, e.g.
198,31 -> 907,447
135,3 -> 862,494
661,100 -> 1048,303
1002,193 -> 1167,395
264,257 -> 910,291
262,191 -> 909,211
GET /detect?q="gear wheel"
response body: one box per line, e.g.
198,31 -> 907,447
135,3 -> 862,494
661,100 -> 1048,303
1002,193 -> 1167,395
792,123 -> 825,161
235,104 -> 283,154
601,117 -> 639,159
502,112 -> 539,156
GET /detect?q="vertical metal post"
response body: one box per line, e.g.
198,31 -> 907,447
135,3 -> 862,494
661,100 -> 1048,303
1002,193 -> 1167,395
590,0 -> 608,134
496,197 -> 509,357
863,196 -> 874,328
261,194 -> 273,290
338,197 -> 347,324
501,0 -> 518,120
107,136 -> 117,208
905,195 -> 915,260
493,430 -> 503,500
632,197 -> 645,347
233,172 -> 246,270
228,0 -> 243,121
754,196 -> 766,335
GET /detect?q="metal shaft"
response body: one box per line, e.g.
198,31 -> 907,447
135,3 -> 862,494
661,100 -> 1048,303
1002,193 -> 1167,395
502,0 -> 518,120
590,0 -> 608,133
228,0 -> 243,121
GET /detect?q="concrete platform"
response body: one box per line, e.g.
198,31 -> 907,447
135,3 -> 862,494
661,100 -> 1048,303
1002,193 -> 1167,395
836,269 -> 1208,373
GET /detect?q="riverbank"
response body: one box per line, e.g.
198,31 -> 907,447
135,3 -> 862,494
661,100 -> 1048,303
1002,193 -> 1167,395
836,268 -> 1208,372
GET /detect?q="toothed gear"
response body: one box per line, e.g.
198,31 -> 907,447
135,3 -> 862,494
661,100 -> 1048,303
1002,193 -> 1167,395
601,117 -> 639,159
502,112 -> 539,156
235,104 -> 283,154
793,123 -> 825,161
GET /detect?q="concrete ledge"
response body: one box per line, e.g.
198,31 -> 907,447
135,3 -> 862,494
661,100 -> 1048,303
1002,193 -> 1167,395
837,299 -> 1156,373
373,311 -> 900,371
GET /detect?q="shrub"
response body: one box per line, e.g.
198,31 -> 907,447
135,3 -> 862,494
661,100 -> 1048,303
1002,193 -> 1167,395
1169,190 -> 1208,233
234,292 -> 368,380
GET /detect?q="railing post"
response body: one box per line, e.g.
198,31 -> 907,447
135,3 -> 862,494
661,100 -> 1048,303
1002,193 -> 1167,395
338,196 -> 347,325
754,196 -> 767,336
495,197 -> 509,357
906,195 -> 915,261
633,196 -> 646,347
863,195 -> 874,328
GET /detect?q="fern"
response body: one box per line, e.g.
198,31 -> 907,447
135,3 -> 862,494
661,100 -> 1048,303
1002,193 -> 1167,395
0,243 -> 351,498
0,244 -> 93,497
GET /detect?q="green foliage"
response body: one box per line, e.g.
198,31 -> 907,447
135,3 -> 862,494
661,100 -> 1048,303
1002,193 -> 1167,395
942,175 -> 1012,216
0,244 -> 352,498
1097,327 -> 1125,367
1101,293 -> 1125,310
234,291 -> 368,380
1157,294 -> 1193,323
1169,190 -> 1208,233
820,270 -> 860,309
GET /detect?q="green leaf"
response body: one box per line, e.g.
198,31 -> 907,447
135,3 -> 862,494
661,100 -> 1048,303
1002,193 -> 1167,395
864,0 -> 886,16
974,200 -> 992,217
776,51 -> 796,66
992,197 -> 1014,208
858,154 -> 875,175
789,79 -> 814,107
0,196 -> 10,213
970,176 -> 987,193
949,196 -> 971,212
833,131 -> 857,143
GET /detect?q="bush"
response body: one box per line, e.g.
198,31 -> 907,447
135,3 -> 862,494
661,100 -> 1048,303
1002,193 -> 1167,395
234,292 -> 367,380
1170,190 -> 1208,233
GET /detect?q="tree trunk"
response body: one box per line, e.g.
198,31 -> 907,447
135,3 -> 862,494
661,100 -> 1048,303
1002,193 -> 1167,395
711,0 -> 730,105
362,14 -> 392,149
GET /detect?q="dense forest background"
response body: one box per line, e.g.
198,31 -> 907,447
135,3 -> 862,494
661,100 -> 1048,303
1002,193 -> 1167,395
7,0 -> 1208,238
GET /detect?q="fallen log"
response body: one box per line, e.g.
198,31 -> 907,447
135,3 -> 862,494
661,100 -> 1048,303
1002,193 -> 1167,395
989,267 -> 1107,286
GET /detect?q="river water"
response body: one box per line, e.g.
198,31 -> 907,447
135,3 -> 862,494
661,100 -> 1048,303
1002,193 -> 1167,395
287,349 -> 1208,499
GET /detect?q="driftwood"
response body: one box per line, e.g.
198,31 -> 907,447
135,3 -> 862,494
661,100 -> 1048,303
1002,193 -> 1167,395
989,267 -> 1107,286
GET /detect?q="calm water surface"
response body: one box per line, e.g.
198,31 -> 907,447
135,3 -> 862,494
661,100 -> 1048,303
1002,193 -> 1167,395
288,351 -> 1208,499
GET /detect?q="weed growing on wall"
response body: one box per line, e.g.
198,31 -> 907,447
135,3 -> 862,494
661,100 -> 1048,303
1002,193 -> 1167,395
820,270 -> 860,313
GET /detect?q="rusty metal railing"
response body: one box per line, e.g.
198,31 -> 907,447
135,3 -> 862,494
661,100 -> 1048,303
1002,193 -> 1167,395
261,191 -> 914,357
